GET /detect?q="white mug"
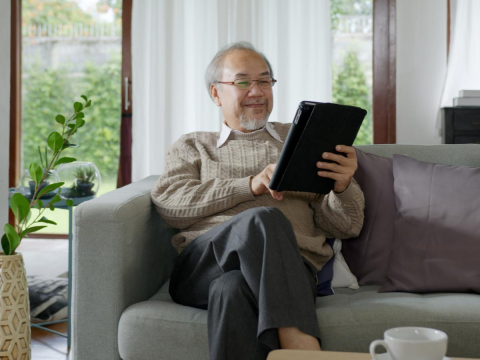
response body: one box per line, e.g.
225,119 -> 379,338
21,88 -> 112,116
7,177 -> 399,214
370,327 -> 448,360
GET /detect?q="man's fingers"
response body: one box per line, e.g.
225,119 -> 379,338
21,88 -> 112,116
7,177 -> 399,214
317,170 -> 347,181
321,152 -> 350,165
316,161 -> 351,174
265,164 -> 276,178
336,145 -> 357,158
270,189 -> 284,200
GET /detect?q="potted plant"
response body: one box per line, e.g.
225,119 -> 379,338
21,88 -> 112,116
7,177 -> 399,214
1,95 -> 92,360
58,161 -> 101,198
23,147 -> 60,199
74,164 -> 96,196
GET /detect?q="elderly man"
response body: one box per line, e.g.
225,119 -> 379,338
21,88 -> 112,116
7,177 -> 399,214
152,41 -> 365,360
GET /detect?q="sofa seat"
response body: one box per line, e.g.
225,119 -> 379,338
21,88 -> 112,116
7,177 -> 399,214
118,282 -> 480,360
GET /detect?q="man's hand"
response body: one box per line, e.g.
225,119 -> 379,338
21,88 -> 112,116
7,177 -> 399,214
250,164 -> 284,200
316,145 -> 358,193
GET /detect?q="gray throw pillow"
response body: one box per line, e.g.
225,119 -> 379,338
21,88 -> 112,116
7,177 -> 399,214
341,149 -> 396,285
379,154 -> 480,293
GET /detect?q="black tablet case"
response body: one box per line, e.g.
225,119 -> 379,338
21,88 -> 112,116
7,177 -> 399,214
269,102 -> 367,194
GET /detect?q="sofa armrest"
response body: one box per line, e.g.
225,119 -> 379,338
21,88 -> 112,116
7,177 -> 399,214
72,175 -> 178,360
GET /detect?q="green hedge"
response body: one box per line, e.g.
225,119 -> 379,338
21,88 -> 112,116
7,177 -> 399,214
332,50 -> 373,145
22,54 -> 121,179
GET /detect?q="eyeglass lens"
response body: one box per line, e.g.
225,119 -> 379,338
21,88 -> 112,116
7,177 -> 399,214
234,78 -> 275,89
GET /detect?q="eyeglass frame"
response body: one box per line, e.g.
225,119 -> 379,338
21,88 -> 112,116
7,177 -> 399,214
214,78 -> 277,89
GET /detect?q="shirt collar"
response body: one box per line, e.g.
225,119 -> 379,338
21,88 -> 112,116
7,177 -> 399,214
216,121 -> 284,148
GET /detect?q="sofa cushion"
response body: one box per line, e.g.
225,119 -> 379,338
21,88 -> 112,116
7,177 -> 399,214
379,155 -> 480,294
316,286 -> 480,358
118,282 -> 480,360
342,149 -> 396,285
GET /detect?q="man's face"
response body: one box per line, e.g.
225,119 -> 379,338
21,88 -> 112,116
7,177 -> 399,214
211,50 -> 274,132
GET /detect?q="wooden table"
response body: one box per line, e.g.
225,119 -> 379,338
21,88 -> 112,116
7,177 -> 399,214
267,350 -> 474,360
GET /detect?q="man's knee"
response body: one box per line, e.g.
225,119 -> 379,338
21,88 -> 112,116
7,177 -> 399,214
209,271 -> 251,305
242,206 -> 288,226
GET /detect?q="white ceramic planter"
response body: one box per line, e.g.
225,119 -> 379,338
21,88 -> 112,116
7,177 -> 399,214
0,252 -> 31,359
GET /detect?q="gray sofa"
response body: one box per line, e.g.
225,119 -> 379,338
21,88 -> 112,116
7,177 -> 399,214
72,144 -> 480,360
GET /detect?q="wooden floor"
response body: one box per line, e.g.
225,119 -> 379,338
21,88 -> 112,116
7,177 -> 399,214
31,322 -> 71,359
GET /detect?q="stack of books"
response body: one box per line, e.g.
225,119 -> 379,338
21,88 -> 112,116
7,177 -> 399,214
453,90 -> 480,106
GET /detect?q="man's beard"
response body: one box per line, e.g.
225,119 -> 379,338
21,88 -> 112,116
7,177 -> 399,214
239,109 -> 270,131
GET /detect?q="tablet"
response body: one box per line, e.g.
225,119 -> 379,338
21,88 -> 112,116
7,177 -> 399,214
269,101 -> 367,194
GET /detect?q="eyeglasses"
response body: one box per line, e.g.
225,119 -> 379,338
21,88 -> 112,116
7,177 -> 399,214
215,78 -> 277,90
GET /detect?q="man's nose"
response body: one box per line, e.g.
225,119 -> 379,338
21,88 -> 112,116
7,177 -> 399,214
247,81 -> 265,95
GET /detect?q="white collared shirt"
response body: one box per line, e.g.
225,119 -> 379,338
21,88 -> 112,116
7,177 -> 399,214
216,121 -> 284,148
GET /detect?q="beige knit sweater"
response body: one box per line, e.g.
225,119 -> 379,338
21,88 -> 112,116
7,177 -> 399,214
152,122 -> 365,271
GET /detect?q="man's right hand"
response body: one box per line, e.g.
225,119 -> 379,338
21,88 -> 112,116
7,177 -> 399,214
250,164 -> 284,200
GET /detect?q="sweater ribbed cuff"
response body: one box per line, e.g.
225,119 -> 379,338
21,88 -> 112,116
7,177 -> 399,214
332,180 -> 359,204
234,176 -> 255,202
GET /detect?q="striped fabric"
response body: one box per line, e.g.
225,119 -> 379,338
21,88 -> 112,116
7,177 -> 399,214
28,275 -> 68,323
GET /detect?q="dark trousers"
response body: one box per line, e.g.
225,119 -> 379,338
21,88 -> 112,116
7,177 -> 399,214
169,206 -> 320,360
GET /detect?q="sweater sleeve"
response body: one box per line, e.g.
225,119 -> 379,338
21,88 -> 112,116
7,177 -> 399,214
309,178 -> 365,239
151,136 -> 255,229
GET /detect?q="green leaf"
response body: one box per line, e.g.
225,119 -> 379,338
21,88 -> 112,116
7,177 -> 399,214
61,141 -> 79,150
55,115 -> 65,125
4,224 -> 20,252
49,204 -> 55,211
74,112 -> 85,119
1,234 -> 11,255
47,131 -> 64,152
36,200 -> 44,209
75,118 -> 86,129
10,193 -> 31,223
66,199 -> 74,207
67,124 -> 76,129
37,182 -> 64,199
50,195 -> 61,204
54,157 -> 76,167
85,100 -> 92,108
20,226 -> 47,239
81,95 -> 88,102
29,163 -> 43,185
39,218 -> 57,225
74,102 -> 83,112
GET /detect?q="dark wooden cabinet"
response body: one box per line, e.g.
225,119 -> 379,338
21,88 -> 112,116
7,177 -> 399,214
442,107 -> 480,144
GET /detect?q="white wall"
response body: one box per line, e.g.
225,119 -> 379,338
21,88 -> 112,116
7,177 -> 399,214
0,2 -> 11,227
396,0 -> 447,144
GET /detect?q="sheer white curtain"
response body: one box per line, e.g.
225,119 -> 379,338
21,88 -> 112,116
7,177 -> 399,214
132,0 -> 331,180
440,0 -> 480,108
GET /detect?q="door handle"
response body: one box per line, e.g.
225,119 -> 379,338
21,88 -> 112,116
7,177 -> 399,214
124,76 -> 131,111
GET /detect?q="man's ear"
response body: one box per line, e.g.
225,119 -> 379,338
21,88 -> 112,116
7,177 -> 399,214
210,84 -> 222,107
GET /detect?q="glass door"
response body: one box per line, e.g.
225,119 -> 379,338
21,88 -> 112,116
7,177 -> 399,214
21,0 -> 123,235
331,0 -> 373,145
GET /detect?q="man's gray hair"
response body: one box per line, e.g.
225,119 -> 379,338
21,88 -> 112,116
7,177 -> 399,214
205,41 -> 275,99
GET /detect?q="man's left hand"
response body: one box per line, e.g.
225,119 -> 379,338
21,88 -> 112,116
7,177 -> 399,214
316,145 -> 358,193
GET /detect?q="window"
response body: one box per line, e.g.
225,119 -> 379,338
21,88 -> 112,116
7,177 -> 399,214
331,0 -> 374,145
10,0 -> 131,235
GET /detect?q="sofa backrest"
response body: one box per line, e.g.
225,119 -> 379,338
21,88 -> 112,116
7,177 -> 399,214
356,144 -> 480,167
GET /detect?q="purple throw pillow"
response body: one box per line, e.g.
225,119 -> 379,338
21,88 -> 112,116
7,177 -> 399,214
379,155 -> 480,293
341,149 -> 397,285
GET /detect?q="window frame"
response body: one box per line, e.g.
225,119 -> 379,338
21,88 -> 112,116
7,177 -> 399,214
373,0 -> 396,144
